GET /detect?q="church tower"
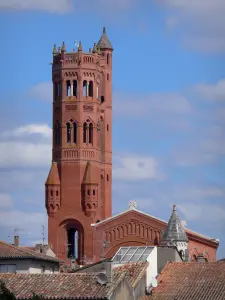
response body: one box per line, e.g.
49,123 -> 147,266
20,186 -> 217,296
45,28 -> 113,263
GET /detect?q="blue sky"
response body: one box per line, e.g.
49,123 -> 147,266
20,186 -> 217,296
0,0 -> 225,259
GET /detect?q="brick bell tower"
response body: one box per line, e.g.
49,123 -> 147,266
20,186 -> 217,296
45,27 -> 113,263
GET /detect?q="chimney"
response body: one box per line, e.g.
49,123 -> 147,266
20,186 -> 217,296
197,253 -> 206,263
104,260 -> 113,284
14,236 -> 19,247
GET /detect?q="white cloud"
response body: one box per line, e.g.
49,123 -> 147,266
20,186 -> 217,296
1,124 -> 52,139
28,82 -> 52,102
179,203 -> 225,229
0,194 -> 13,208
0,0 -> 74,13
113,154 -> 165,181
0,124 -> 51,168
158,0 -> 225,52
0,142 -> 51,168
0,0 -> 137,15
194,79 -> 225,101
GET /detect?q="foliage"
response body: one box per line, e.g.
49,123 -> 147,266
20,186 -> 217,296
0,280 -> 16,300
0,280 -> 44,300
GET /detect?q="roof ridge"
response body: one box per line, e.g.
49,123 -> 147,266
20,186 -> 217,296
92,209 -> 218,243
0,240 -> 32,256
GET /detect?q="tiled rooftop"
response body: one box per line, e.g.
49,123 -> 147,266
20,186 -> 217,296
114,261 -> 148,288
0,241 -> 60,263
0,273 -> 109,299
0,261 -> 148,299
145,262 -> 225,300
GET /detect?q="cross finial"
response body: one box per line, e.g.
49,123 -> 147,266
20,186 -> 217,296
103,26 -> 106,33
129,201 -> 137,210
173,204 -> 177,211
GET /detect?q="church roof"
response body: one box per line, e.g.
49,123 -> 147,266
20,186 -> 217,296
162,204 -> 188,243
97,27 -> 113,50
45,162 -> 60,185
91,202 -> 218,246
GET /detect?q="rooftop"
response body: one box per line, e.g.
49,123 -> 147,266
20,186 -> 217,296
146,262 -> 225,299
0,241 -> 60,263
92,203 -> 219,246
0,262 -> 148,299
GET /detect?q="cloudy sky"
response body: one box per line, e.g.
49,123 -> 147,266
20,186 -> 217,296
0,0 -> 225,258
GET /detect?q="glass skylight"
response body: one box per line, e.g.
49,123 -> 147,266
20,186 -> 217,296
112,246 -> 154,263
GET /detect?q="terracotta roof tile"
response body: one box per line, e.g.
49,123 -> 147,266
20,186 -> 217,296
0,273 -> 109,299
145,262 -> 225,300
114,261 -> 148,288
0,241 -> 60,263
0,262 -> 148,299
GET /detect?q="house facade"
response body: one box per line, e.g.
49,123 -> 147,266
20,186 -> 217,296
0,241 -> 60,274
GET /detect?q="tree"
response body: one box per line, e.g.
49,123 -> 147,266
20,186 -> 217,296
0,280 -> 44,300
0,280 -> 16,300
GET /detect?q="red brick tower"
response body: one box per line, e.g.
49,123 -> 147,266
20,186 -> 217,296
45,27 -> 113,263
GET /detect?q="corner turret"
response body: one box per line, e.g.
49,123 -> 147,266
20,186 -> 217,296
45,162 -> 61,217
161,204 -> 189,260
97,27 -> 113,50
82,161 -> 99,218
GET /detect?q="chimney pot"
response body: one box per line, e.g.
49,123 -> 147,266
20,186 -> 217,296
14,236 -> 19,247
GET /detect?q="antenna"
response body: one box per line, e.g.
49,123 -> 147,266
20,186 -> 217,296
96,272 -> 108,285
100,240 -> 111,260
41,225 -> 45,246
13,227 -> 23,237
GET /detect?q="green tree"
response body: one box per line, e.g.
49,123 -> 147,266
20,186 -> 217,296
0,281 -> 44,300
0,280 -> 16,300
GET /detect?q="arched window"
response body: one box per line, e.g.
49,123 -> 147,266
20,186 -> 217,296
55,121 -> 60,145
107,174 -> 109,182
88,81 -> 93,97
89,123 -> 93,144
107,54 -> 109,65
50,190 -> 53,197
66,81 -> 71,96
87,189 -> 90,196
54,83 -> 58,99
66,122 -> 71,143
56,190 -> 59,197
107,74 -> 109,81
83,80 -> 87,96
93,190 -> 95,196
107,124 -> 109,131
73,122 -> 77,144
83,122 -> 87,143
73,80 -> 77,96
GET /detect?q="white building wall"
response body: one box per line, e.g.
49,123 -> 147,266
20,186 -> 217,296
0,259 -> 59,274
146,247 -> 158,287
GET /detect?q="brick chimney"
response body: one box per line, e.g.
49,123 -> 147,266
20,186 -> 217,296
14,236 -> 19,247
104,260 -> 113,284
